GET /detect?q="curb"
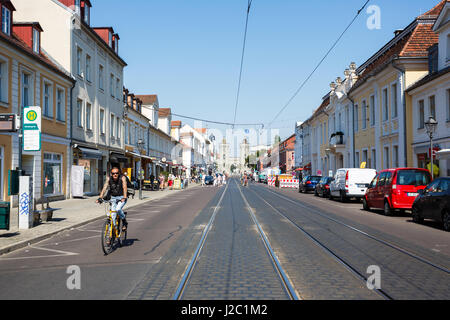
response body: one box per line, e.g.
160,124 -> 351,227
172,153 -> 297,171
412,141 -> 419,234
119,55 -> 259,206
0,185 -> 200,257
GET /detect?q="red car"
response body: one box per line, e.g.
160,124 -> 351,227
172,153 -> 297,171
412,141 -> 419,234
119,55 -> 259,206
363,168 -> 432,216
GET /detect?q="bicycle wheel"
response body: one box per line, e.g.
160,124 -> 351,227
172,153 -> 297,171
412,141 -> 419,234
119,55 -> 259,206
101,219 -> 114,255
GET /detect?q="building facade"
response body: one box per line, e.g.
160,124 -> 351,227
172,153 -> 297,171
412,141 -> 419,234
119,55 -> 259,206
13,0 -> 127,196
0,0 -> 75,228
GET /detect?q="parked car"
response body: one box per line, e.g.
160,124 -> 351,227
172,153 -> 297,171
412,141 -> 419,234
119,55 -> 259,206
411,177 -> 450,231
299,176 -> 322,193
204,176 -> 215,185
259,173 -> 267,184
363,168 -> 432,216
330,168 -> 377,202
315,177 -> 334,198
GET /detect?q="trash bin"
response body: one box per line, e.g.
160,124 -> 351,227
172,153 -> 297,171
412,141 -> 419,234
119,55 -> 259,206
0,202 -> 10,230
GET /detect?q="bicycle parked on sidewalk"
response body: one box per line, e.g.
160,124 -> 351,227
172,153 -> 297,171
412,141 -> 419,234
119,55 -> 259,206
97,198 -> 128,255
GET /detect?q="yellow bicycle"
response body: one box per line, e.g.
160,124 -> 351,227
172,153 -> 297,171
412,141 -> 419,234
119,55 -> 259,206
98,199 -> 127,255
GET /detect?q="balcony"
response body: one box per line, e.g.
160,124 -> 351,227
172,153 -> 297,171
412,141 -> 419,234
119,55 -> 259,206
328,132 -> 345,154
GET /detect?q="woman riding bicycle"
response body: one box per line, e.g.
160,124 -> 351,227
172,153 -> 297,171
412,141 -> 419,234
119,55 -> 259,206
97,167 -> 128,231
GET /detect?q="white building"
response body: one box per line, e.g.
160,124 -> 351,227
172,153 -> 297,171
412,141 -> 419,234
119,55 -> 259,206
13,0 -> 127,195
407,1 -> 450,177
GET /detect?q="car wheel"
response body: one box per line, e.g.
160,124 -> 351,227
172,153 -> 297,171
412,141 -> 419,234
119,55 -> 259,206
442,211 -> 450,232
384,201 -> 394,216
362,197 -> 370,211
329,192 -> 334,201
412,206 -> 424,224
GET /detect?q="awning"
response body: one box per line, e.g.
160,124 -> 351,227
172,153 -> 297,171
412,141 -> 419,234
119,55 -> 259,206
126,151 -> 141,159
110,152 -> 128,163
78,147 -> 103,160
437,149 -> 450,159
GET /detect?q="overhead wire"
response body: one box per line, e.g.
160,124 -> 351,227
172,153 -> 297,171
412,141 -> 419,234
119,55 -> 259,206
267,0 -> 371,128
233,0 -> 253,129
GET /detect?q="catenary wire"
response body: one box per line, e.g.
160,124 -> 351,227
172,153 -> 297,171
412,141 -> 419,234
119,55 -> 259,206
267,0 -> 371,128
233,0 -> 253,128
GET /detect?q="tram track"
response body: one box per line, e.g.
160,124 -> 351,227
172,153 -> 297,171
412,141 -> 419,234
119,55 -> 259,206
247,184 -> 450,299
173,179 -> 300,300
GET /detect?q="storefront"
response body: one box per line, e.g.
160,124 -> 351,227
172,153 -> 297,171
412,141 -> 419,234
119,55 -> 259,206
73,146 -> 102,195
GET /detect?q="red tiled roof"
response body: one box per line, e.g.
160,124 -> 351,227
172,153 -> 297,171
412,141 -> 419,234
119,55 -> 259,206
400,24 -> 439,57
136,95 -> 158,105
419,0 -> 447,18
0,31 -> 72,81
158,108 -> 171,117
195,128 -> 207,134
171,121 -> 182,128
350,1 -> 444,92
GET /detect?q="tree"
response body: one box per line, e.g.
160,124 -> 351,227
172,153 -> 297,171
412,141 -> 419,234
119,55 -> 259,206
273,135 -> 281,147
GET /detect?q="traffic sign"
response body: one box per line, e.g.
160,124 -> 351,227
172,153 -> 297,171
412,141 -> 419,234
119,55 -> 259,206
23,106 -> 41,152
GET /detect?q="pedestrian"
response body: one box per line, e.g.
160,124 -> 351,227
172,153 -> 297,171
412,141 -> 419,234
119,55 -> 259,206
202,174 -> 206,186
159,174 -> 165,191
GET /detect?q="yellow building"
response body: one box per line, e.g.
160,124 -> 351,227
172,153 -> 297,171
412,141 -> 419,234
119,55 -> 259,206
0,0 -> 74,223
348,1 -> 443,170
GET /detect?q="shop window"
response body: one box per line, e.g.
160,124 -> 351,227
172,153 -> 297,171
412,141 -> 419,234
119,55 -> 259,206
43,153 -> 63,196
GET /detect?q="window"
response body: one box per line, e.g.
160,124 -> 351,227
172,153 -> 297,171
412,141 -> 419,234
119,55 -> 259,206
125,122 -> 128,143
77,47 -> 82,76
391,84 -> 398,118
382,88 -> 388,121
110,74 -> 114,97
77,99 -> 83,127
419,100 -> 425,129
362,100 -> 367,129
447,89 -> 450,121
85,55 -> 91,82
21,73 -> 30,108
429,95 -> 436,120
354,104 -> 359,132
75,0 -> 81,14
372,149 -> 377,169
0,61 -> 4,102
109,32 -> 112,47
363,150 -> 368,166
56,88 -> 65,121
370,95 -> 375,126
111,114 -> 115,138
384,147 -> 390,169
43,153 -> 63,196
378,172 -> 387,187
393,146 -> 399,168
86,103 -> 91,130
99,65 -> 104,90
116,117 -> 120,138
33,29 -> 40,54
84,4 -> 90,25
355,151 -> 360,167
1,6 -> 11,35
43,82 -> 53,118
99,109 -> 105,134
116,79 -> 120,99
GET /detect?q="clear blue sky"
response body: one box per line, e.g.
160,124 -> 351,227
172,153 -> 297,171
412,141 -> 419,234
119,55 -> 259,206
92,0 -> 439,142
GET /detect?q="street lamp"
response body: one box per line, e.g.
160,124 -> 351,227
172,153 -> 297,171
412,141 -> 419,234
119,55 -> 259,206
137,138 -> 145,199
425,117 -> 438,179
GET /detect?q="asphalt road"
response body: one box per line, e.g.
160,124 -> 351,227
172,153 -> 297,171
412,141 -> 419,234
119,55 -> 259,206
0,178 -> 448,300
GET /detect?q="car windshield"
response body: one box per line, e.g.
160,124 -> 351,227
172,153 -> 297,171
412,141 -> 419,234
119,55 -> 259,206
310,177 -> 321,182
396,170 -> 431,186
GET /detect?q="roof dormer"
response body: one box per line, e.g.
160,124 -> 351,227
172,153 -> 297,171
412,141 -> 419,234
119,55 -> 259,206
92,27 -> 115,48
13,22 -> 43,55
1,0 -> 16,36
113,33 -> 119,55
81,0 -> 92,26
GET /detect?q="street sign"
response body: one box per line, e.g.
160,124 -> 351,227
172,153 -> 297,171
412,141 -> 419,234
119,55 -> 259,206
23,106 -> 41,152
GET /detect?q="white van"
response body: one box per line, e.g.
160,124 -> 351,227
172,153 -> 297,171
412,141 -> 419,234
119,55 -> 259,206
329,168 -> 377,202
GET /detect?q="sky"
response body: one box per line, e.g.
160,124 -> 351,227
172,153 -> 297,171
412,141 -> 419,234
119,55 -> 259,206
91,0 -> 440,144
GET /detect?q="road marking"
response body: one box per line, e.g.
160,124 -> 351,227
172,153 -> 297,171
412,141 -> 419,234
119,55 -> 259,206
0,246 -> 79,261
